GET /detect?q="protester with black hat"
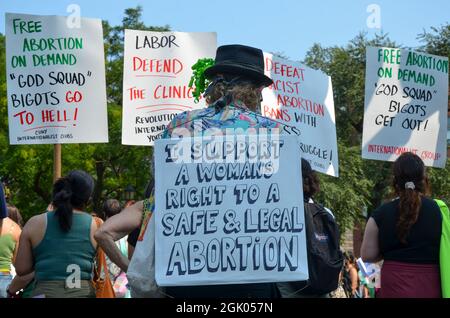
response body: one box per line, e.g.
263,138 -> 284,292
95,44 -> 294,298
161,44 -> 290,137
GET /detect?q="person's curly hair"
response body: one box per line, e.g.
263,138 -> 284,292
205,78 -> 261,112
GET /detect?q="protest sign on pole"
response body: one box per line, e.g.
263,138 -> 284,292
362,46 -> 448,168
262,53 -> 338,177
53,143 -> 62,182
122,30 -> 217,146
154,134 -> 308,286
5,13 -> 108,145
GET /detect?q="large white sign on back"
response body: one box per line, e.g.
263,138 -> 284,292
154,134 -> 308,286
362,46 -> 448,167
5,13 -> 108,144
262,53 -> 338,176
122,30 -> 217,145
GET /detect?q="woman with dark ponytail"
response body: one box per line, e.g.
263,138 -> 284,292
361,152 -> 444,298
15,170 -> 101,298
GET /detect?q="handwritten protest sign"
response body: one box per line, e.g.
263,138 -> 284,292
5,13 -> 108,144
362,46 -> 448,167
122,30 -> 216,145
262,53 -> 338,177
154,134 -> 308,286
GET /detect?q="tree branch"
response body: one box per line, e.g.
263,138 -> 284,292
33,169 -> 50,204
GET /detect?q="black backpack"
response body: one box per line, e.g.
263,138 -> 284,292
292,202 -> 344,295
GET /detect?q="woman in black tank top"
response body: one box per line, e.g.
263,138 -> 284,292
361,152 -> 444,298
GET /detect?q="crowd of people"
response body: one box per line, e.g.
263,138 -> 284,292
0,44 -> 448,299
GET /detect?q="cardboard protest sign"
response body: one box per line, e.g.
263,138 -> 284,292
357,258 -> 380,278
5,13 -> 108,144
357,258 -> 381,289
262,53 -> 338,177
122,30 -> 216,145
154,134 -> 308,286
362,46 -> 448,167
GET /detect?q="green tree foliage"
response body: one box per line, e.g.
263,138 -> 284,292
417,24 -> 450,58
103,6 -> 169,105
315,145 -> 374,231
304,32 -> 398,143
417,24 -> 450,203
0,7 -> 169,220
302,33 -> 399,231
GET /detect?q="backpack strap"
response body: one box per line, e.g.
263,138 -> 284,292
435,199 -> 449,218
305,201 -> 326,217
435,199 -> 450,298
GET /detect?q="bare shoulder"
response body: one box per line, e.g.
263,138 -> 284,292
132,200 -> 144,210
108,200 -> 143,229
24,213 -> 47,230
91,215 -> 103,231
9,218 -> 22,241
121,200 -> 144,223
366,217 -> 379,230
1,218 -> 21,239
21,212 -> 47,245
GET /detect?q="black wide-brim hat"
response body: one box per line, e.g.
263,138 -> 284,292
204,44 -> 273,87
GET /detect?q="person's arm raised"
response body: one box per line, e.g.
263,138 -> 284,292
94,201 -> 143,273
